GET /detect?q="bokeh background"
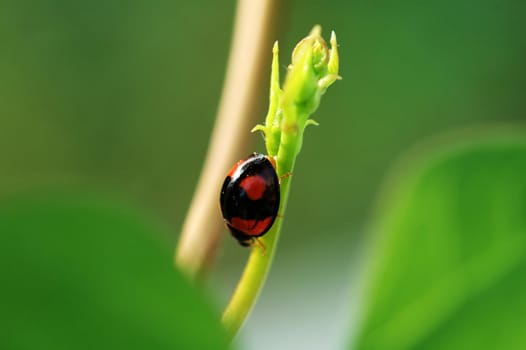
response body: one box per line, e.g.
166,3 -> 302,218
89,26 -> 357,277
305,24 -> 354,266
1,0 -> 525,349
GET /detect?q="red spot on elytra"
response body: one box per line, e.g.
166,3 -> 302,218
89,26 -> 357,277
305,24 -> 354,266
227,159 -> 244,178
230,217 -> 273,236
239,175 -> 267,200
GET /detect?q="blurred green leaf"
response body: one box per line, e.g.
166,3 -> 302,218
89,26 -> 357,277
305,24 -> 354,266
351,132 -> 526,350
0,195 -> 228,350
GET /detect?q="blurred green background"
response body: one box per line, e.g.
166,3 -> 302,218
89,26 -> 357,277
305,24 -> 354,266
1,0 -> 525,349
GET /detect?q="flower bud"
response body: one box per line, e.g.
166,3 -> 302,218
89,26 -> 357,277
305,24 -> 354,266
284,25 -> 340,117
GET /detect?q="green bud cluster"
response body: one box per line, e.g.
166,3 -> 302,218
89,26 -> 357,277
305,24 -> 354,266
253,25 -> 340,174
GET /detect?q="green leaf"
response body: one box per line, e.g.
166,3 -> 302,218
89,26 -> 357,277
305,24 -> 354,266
0,195 -> 228,350
351,133 -> 526,350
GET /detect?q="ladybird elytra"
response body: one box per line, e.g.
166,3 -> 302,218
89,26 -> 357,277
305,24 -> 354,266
220,153 -> 280,246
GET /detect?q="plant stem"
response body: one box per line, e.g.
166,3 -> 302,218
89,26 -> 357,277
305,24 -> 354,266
175,0 -> 284,278
221,27 -> 340,340
222,159 -> 294,340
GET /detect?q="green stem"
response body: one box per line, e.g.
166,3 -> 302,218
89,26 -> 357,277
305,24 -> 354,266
221,170 -> 293,339
221,26 -> 340,340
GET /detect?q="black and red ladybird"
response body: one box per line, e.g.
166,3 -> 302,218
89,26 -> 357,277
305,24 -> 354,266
220,153 -> 280,247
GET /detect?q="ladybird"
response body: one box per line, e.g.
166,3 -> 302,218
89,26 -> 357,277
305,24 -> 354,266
220,153 -> 280,247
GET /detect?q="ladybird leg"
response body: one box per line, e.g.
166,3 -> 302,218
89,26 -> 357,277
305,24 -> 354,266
279,172 -> 292,182
252,237 -> 267,255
